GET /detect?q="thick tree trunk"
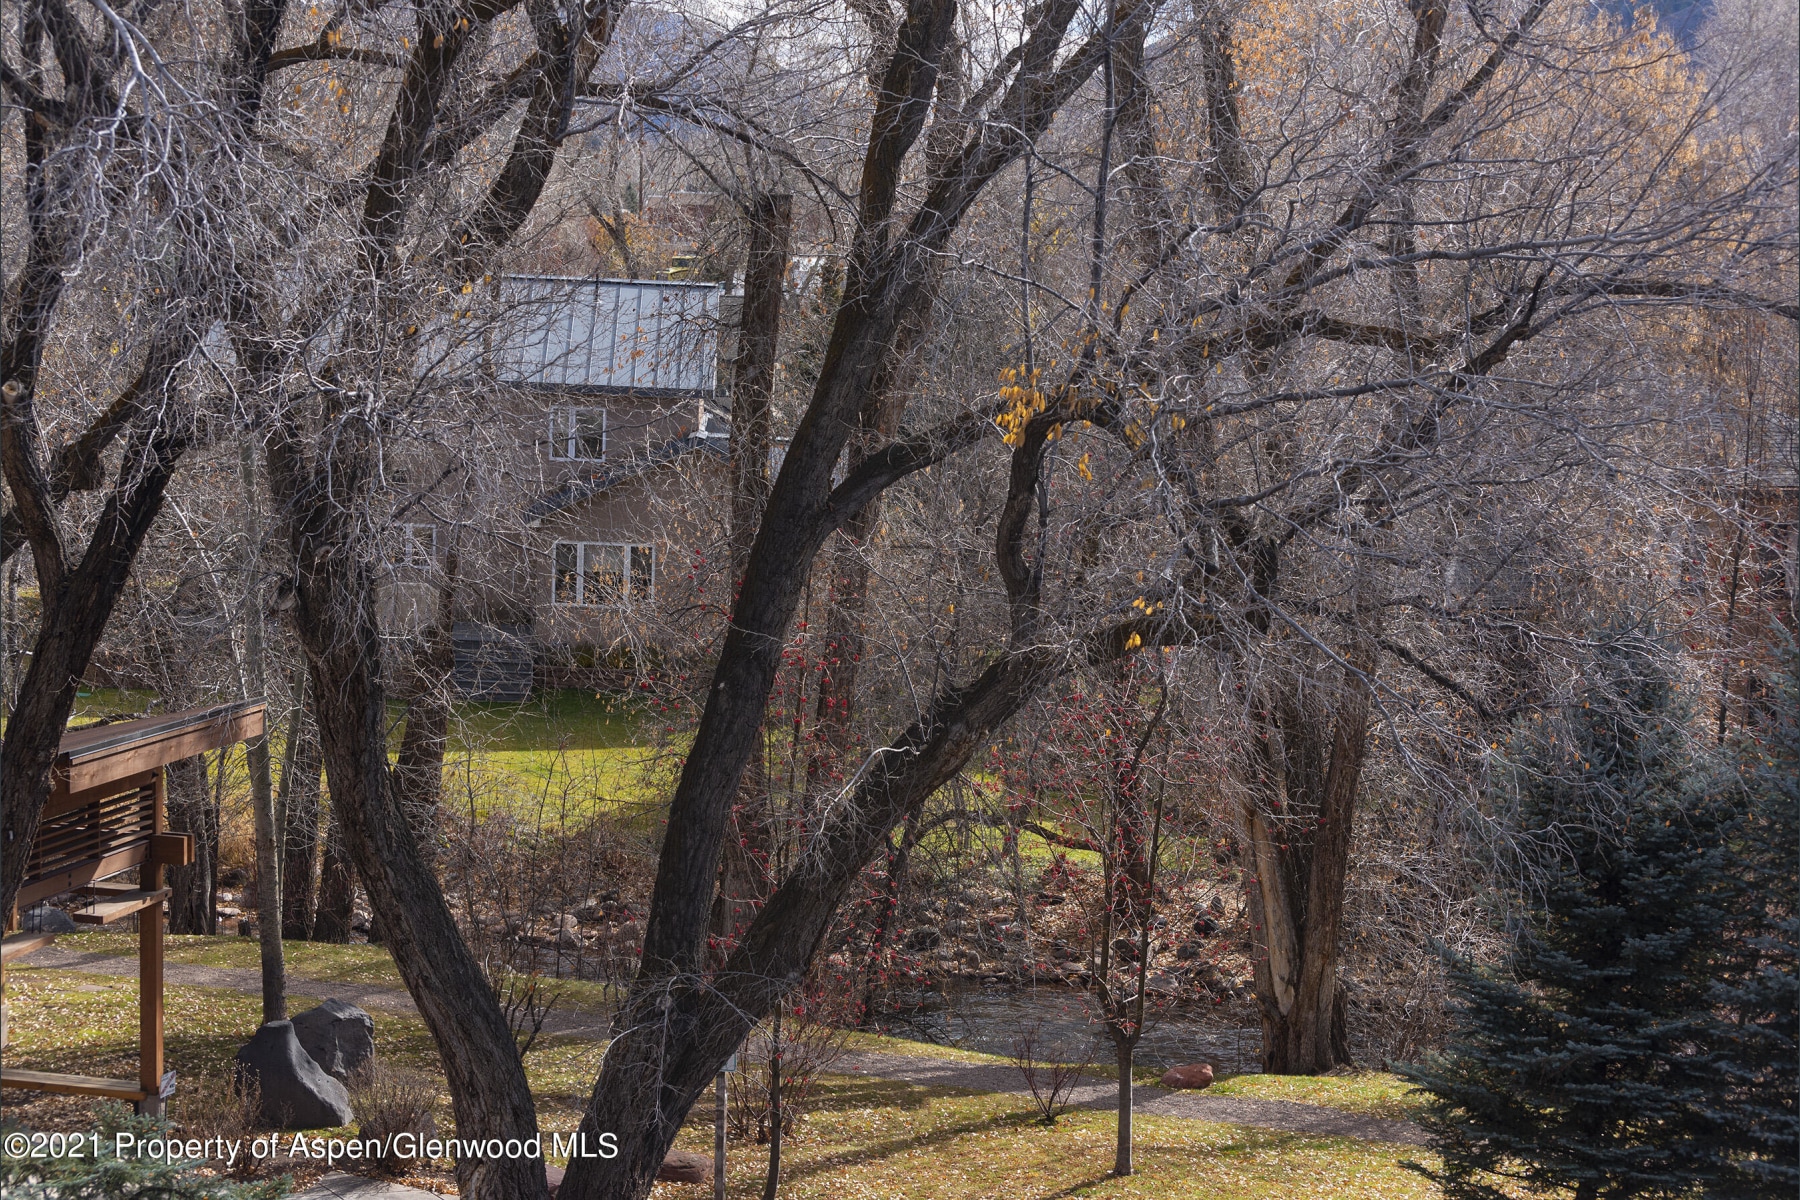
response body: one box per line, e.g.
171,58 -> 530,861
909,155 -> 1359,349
312,793 -> 354,944
710,204 -> 790,958
728,193 -> 791,577
559,4 -> 1149,1190
269,429 -> 547,1200
1242,667 -> 1372,1074
280,703 -> 323,940
562,648 -> 1057,1199
166,754 -> 220,935
0,424 -> 187,920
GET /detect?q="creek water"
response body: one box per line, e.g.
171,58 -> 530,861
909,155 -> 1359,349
871,982 -> 1264,1074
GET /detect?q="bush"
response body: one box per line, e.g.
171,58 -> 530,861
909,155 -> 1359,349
726,1009 -> 849,1144
348,1062 -> 440,1175
171,1069 -> 264,1180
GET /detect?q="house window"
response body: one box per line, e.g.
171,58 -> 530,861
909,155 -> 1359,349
553,542 -> 654,606
550,406 -> 607,460
398,523 -> 436,568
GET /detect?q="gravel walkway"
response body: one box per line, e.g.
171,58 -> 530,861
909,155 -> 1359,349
21,946 -> 1426,1146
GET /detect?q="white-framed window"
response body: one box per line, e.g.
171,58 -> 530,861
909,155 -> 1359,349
552,542 -> 654,606
398,523 -> 436,568
550,406 -> 607,460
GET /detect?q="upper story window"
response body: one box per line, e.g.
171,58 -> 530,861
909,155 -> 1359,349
550,406 -> 607,461
553,542 -> 654,607
397,523 -> 436,569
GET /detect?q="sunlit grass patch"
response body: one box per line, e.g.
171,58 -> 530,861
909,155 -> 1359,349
437,688 -> 685,820
662,1078 -> 1439,1199
6,971 -> 1434,1198
46,933 -> 621,1016
1206,1071 -> 1426,1121
59,934 -> 408,991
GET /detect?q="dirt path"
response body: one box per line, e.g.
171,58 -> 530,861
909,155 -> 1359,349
22,947 -> 1426,1146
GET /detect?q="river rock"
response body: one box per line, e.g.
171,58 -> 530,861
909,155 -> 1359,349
545,1162 -> 566,1196
22,905 -> 77,933
657,1148 -> 712,1183
292,999 -> 376,1082
1158,1062 -> 1215,1090
906,925 -> 942,951
234,1020 -> 355,1129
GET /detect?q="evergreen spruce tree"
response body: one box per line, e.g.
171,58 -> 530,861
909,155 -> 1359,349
1702,645 -> 1799,1196
0,1106 -> 289,1198
1403,635 -> 1742,1200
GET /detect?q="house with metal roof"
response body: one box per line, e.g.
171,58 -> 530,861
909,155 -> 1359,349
395,275 -> 736,699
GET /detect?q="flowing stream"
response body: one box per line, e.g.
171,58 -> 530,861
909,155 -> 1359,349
871,982 -> 1264,1074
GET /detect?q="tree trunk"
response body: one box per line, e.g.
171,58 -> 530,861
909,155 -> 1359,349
393,572 -> 457,871
728,193 -> 791,577
563,647 -> 1059,1199
1243,667 -> 1371,1074
762,1005 -> 783,1200
248,721 -> 284,1021
707,193 -> 793,962
560,5 -> 1147,1190
166,754 -> 220,935
1113,1035 -> 1134,1177
0,420 -> 188,921
268,426 -> 548,1200
858,808 -> 922,1024
240,440 -> 285,1024
280,699 -> 323,940
313,792 -> 354,944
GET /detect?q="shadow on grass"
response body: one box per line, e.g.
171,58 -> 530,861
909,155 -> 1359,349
774,1086 -> 1044,1187
1034,1173 -> 1118,1199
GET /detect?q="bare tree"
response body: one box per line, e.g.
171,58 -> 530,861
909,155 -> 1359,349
1,0 -> 292,921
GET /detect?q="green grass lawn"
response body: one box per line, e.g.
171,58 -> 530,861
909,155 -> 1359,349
44,931 -> 621,1015
43,934 -> 1422,1125
443,690 -> 684,820
54,687 -> 680,822
4,967 -> 1441,1199
1206,1072 -> 1427,1121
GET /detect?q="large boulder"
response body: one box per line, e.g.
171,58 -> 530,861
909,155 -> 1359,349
657,1149 -> 712,1184
234,1020 -> 355,1129
292,999 -> 376,1082
1158,1062 -> 1215,1090
22,905 -> 77,933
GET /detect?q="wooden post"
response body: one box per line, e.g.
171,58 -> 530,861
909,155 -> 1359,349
138,770 -> 167,1114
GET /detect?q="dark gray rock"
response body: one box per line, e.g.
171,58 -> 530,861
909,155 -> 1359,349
22,905 -> 77,933
292,999 -> 376,1082
234,1020 -> 354,1130
906,925 -> 942,951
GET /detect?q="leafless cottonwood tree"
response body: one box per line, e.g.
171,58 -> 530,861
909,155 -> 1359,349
1,0 -> 291,920
558,0 -> 1196,1191
568,3 -> 1791,1190
5,1 -> 1792,1197
1080,0 -> 1796,1072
